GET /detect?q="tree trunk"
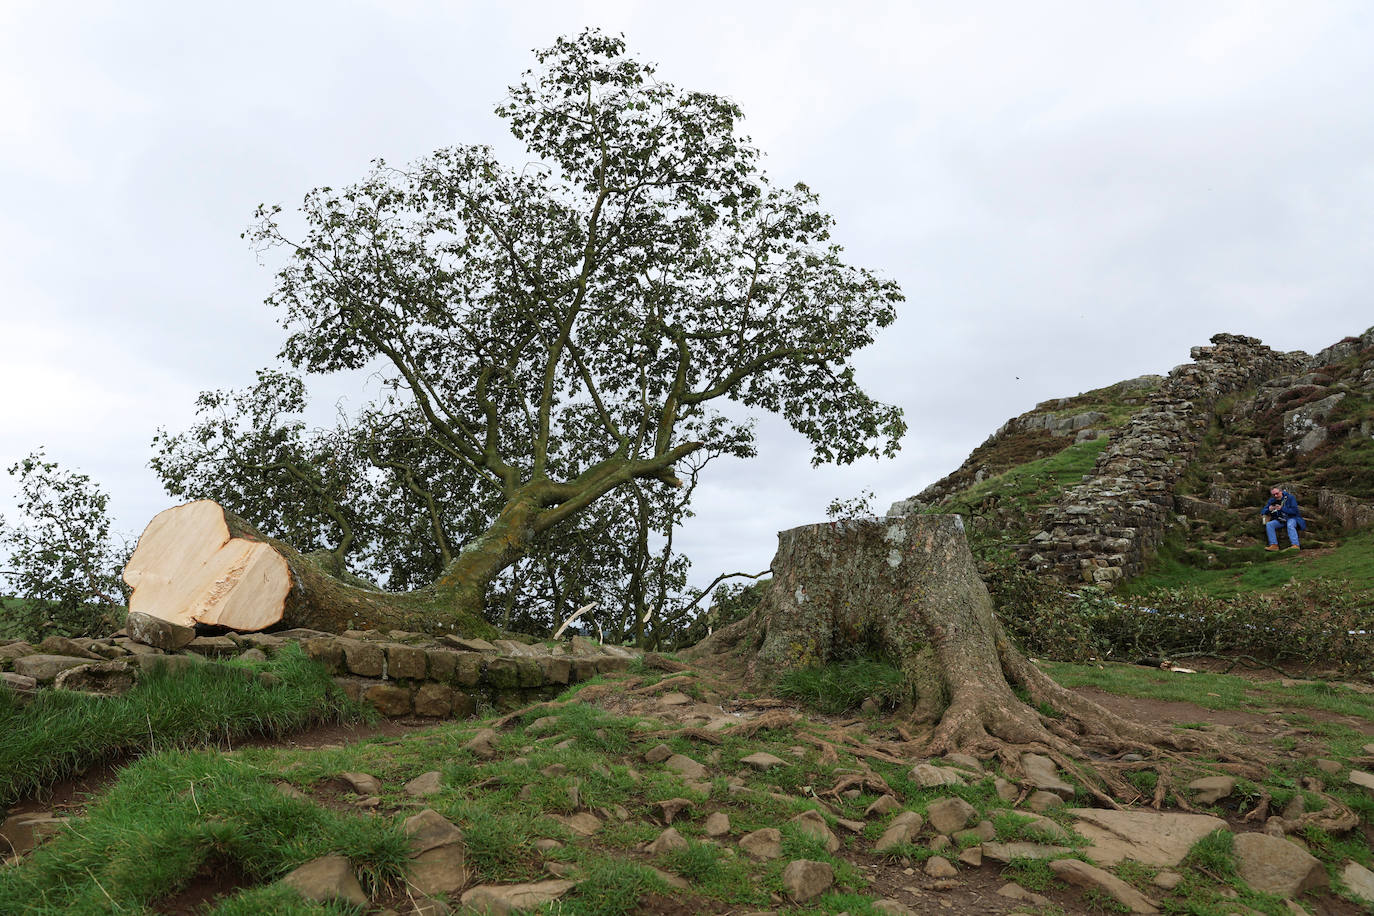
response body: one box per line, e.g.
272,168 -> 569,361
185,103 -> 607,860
123,500 -> 498,637
686,515 -> 1270,807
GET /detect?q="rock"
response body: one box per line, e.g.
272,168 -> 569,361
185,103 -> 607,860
1313,759 -> 1343,776
1020,753 -> 1075,799
281,855 -> 369,907
656,798 -> 692,824
1280,794 -> 1306,821
463,728 -> 499,758
874,812 -> 923,853
413,684 -> 454,717
995,777 -> 1019,802
926,797 -> 976,835
983,842 -> 1075,863
664,754 -> 708,779
0,642 -> 36,662
460,879 -> 575,913
1186,776 -> 1236,805
789,810 -> 840,853
872,899 -> 916,915
12,654 -> 95,683
1068,808 -> 1227,866
703,812 -> 731,836
37,635 -> 101,659
1349,770 -> 1374,794
404,810 -> 464,855
555,813 -> 602,837
185,635 -> 238,658
408,894 -> 452,916
386,643 -> 428,679
781,859 -> 833,902
238,647 -> 268,663
958,846 -> 983,867
406,772 -> 444,797
865,795 -> 901,817
410,845 -> 468,896
1026,790 -> 1063,813
53,661 -> 136,696
0,672 -> 38,692
643,743 -> 673,764
741,752 -> 786,770
909,763 -> 965,787
659,691 -> 691,705
364,683 -> 413,717
997,882 -> 1050,906
339,772 -> 382,795
1153,871 -> 1183,890
836,817 -> 865,833
0,813 -> 66,858
1232,832 -> 1326,898
954,820 -> 997,844
740,828 -> 782,859
1050,858 -> 1159,913
943,752 -> 983,772
1024,815 -> 1069,842
646,827 -> 688,854
925,856 -> 957,878
1340,860 -> 1374,906
929,835 -> 950,852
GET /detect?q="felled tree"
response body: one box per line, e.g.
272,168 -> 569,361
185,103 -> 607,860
686,514 -> 1357,822
129,30 -> 903,635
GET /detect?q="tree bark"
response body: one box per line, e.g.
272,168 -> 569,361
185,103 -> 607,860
686,514 -> 1267,806
123,500 -> 498,636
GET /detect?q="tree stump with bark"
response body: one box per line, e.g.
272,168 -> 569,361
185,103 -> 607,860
122,500 -> 497,637
688,514 -> 1353,823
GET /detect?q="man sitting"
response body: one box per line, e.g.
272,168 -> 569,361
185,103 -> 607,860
1262,485 -> 1305,551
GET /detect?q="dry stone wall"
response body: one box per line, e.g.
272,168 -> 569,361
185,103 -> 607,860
1020,334 -> 1307,586
0,624 -> 637,717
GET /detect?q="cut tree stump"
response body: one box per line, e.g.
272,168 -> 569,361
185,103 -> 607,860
122,500 -> 496,636
685,514 -> 1326,813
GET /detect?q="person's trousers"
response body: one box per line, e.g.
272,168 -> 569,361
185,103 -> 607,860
1265,518 -> 1300,546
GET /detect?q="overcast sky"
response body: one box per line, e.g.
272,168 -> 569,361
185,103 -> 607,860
2,1 -> 1371,591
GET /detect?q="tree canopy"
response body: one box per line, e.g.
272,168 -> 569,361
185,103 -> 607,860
161,29 -> 904,634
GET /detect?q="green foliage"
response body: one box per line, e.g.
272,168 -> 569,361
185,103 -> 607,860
775,657 -> 908,714
0,451 -> 127,640
0,644 -> 361,806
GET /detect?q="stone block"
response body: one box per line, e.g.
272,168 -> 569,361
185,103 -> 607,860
386,643 -> 427,680
186,636 -> 238,658
595,656 -> 629,675
425,649 -> 457,683
451,692 -> 477,718
124,611 -> 196,651
339,638 -> 384,677
571,658 -> 598,681
13,655 -> 93,684
452,652 -> 484,686
515,657 -> 543,688
537,656 -> 572,685
414,683 -> 454,717
484,657 -> 520,690
364,683 -> 412,717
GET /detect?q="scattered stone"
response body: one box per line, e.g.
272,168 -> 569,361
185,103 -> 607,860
405,772 -> 444,798
1068,808 -> 1226,866
556,813 -> 602,837
409,845 -> 468,896
994,777 -> 1020,802
741,752 -> 786,770
1,672 -> 38,692
464,728 -> 500,758
996,882 -> 1050,906
659,691 -> 691,705
1340,860 -> 1374,906
929,835 -> 950,852
1186,776 -> 1236,805
958,846 -> 983,867
872,899 -> 916,915
865,795 -> 901,817
983,842 -> 1074,863
1153,871 -> 1183,891
836,817 -> 865,833
1314,759 -> 1343,775
533,839 -> 562,852
541,764 -> 568,778
354,796 -> 381,809
909,763 -> 965,787
53,661 -> 136,696
1024,814 -> 1070,842
704,812 -> 731,836
1232,832 -> 1326,898
37,635 -> 101,659
781,859 -> 833,902
656,798 -> 692,824
740,828 -> 783,859
12,654 -> 94,683
646,827 -> 688,854
186,635 -> 237,658
1020,753 -> 1075,799
789,810 -> 840,853
926,797 -> 976,835
275,782 -> 310,802
943,752 -> 983,772
460,879 -> 575,913
664,754 -> 708,779
281,855 -> 369,907
339,772 -> 382,796
123,611 -> 198,651
1280,794 -> 1306,822
954,820 -> 996,845
0,813 -> 66,858
1050,858 -> 1159,913
643,743 -> 674,764
874,812 -> 922,853
1026,790 -> 1063,813
238,647 -> 268,663
924,856 -> 957,878
1348,770 -> 1374,794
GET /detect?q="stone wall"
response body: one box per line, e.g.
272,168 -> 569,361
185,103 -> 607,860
0,625 -> 638,718
1020,334 -> 1308,586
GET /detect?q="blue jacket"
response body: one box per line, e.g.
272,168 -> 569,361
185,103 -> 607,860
1263,490 -> 1307,529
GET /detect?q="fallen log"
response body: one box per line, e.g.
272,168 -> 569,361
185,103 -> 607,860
122,500 -> 496,636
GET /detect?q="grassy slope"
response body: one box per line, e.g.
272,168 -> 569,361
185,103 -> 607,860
2,662 -> 1371,914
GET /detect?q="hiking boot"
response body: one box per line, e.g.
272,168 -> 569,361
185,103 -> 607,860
1284,544 -> 1300,551
1265,545 -> 1280,551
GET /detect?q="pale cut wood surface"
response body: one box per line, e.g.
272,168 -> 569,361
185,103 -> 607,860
123,500 -> 292,631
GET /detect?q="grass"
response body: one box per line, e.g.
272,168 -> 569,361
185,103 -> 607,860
0,643 -> 364,808
940,436 -> 1112,527
775,657 -> 908,715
